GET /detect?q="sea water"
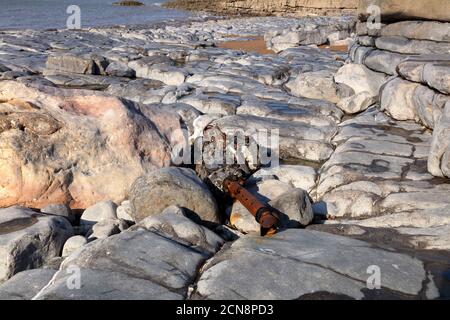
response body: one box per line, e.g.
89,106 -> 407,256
0,0 -> 192,30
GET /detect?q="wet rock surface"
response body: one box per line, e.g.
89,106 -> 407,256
0,13 -> 449,299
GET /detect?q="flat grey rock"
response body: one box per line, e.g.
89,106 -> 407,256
237,96 -> 342,126
364,49 -> 409,75
194,229 -> 431,300
128,56 -> 186,86
178,91 -> 240,115
207,114 -> 337,162
105,61 -> 135,78
349,44 -> 375,65
375,36 -> 450,55
0,269 -> 57,300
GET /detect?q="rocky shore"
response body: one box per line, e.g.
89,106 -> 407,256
0,1 -> 449,300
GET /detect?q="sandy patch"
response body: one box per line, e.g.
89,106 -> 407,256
217,36 -> 275,55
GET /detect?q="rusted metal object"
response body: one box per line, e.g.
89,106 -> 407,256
223,176 -> 280,236
195,124 -> 280,236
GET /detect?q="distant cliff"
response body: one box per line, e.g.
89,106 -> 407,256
165,0 -> 358,17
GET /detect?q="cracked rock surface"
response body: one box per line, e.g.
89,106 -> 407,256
33,206 -> 224,300
192,229 -> 437,300
0,11 -> 449,299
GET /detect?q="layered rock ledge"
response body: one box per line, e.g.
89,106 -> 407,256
165,0 -> 358,17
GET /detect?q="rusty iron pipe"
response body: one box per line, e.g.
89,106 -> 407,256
224,178 -> 280,236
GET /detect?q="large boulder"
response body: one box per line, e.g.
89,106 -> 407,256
194,229 -> 436,299
0,206 -> 73,282
358,0 -> 450,22
129,167 -> 220,224
0,81 -> 185,209
337,91 -> 377,115
335,64 -> 388,97
33,206 -> 224,300
380,78 -> 420,121
335,63 -> 389,114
